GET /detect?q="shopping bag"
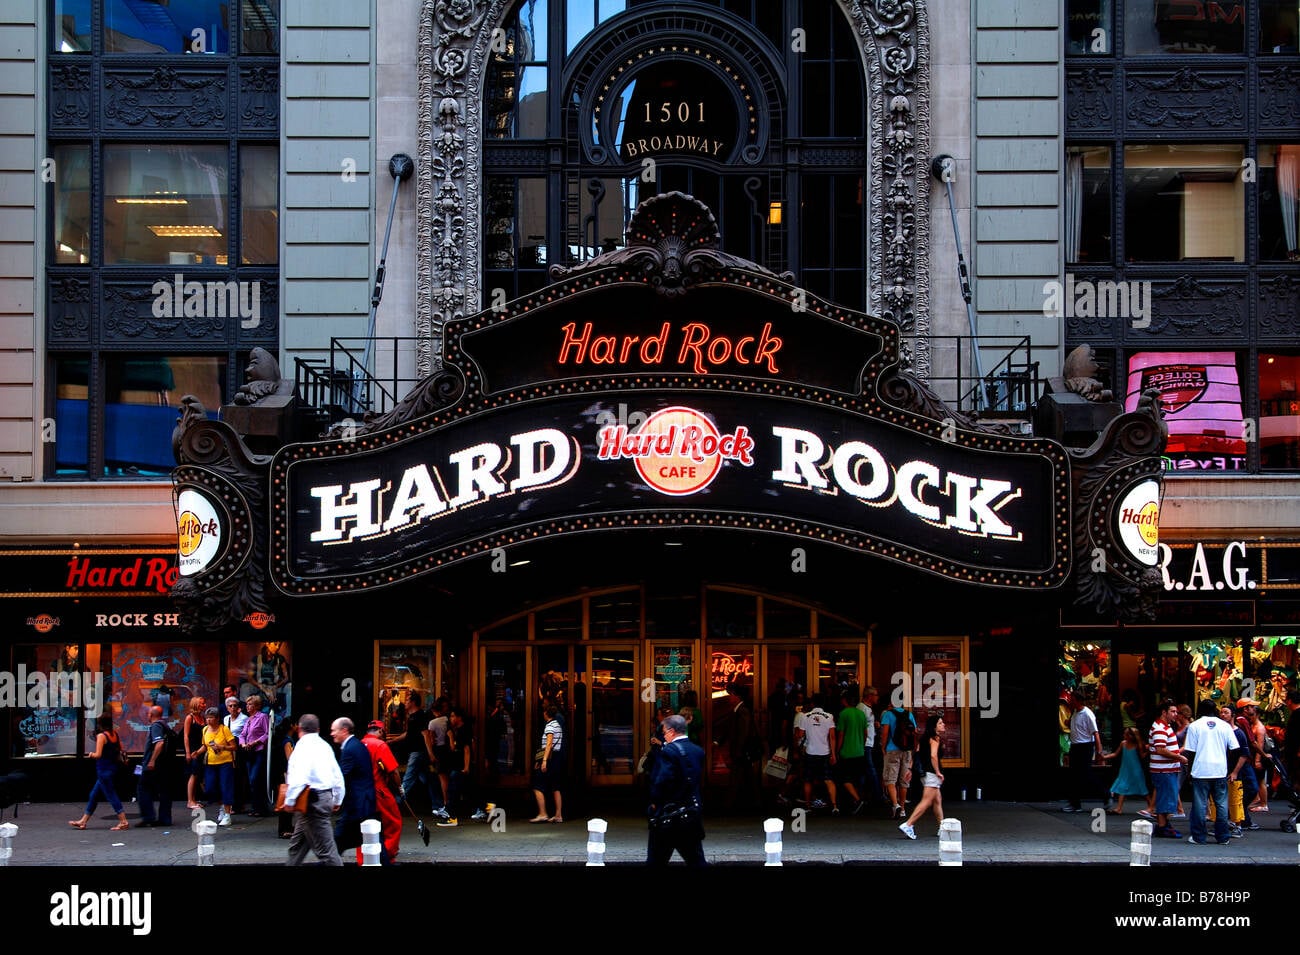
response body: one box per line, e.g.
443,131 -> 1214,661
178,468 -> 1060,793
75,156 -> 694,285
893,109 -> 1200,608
764,746 -> 790,780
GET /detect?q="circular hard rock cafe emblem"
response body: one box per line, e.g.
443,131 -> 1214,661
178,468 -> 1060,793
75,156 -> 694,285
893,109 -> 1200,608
596,406 -> 755,496
635,407 -> 724,495
30,613 -> 59,634
1115,479 -> 1160,567
176,488 -> 223,577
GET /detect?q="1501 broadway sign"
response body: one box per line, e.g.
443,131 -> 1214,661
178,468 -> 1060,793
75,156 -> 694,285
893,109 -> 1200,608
272,393 -> 1069,593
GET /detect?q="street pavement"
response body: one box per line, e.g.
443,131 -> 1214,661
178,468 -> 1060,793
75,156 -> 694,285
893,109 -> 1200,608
3,796 -> 1297,866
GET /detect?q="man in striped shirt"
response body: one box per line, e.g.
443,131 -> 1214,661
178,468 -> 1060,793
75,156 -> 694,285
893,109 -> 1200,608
1148,700 -> 1187,838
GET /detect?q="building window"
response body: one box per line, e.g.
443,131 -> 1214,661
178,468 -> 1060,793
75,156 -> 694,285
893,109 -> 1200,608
1067,0 -> 1114,54
1261,0 -> 1300,52
1126,351 -> 1247,472
52,144 -> 90,264
104,145 -> 230,265
1124,144 -> 1244,263
1260,353 -> 1300,470
1261,144 -> 1300,262
483,0 -> 865,305
9,643 -> 100,758
53,0 -> 91,52
1124,0 -> 1246,54
53,354 -> 228,478
104,0 -> 231,53
1066,146 -> 1113,263
240,143 -> 279,264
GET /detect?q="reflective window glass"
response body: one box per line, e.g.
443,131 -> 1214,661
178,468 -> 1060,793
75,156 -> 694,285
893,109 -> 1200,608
1124,0 -> 1244,54
240,144 -> 278,264
1260,144 -> 1300,262
105,0 -> 230,53
1261,0 -> 1300,52
241,0 -> 280,54
53,145 -> 91,264
1066,146 -> 1113,263
1067,0 -> 1114,54
53,0 -> 92,51
1124,145 -> 1244,262
103,145 -> 229,265
104,355 -> 226,476
1259,353 -> 1300,470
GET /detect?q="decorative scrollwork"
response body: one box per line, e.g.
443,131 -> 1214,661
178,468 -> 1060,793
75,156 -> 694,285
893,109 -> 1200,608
1069,394 -> 1168,623
877,367 -> 1013,434
334,367 -> 467,436
548,192 -> 796,294
103,67 -> 227,129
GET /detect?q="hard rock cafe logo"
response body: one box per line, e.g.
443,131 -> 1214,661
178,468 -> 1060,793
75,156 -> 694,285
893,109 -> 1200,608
244,612 -> 276,630
1116,480 -> 1161,567
710,651 -> 754,692
176,487 -> 223,577
177,510 -> 218,558
26,614 -> 60,633
596,405 -> 755,496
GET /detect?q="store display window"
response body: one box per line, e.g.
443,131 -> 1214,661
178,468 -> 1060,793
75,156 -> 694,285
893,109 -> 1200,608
377,644 -> 440,734
1059,642 -> 1113,763
8,643 -> 101,758
107,643 -> 218,754
1185,636 -> 1296,731
226,641 -> 292,722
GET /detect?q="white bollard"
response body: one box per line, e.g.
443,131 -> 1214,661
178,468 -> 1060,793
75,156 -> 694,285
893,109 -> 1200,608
360,818 -> 383,866
195,820 -> 217,866
586,818 -> 607,866
938,818 -> 962,866
763,817 -> 784,866
0,823 -> 15,867
1130,818 -> 1153,866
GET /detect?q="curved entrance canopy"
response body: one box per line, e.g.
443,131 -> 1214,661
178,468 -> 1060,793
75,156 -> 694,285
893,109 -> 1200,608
171,194 -> 1167,634
269,194 -> 1071,595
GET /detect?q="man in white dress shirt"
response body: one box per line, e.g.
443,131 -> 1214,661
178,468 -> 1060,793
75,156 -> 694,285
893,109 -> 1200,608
284,713 -> 345,866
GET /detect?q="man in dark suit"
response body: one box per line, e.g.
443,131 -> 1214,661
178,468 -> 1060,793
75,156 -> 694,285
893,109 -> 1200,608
330,717 -> 376,860
647,713 -> 706,867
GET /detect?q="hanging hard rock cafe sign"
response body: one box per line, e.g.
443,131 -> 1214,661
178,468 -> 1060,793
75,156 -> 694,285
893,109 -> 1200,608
171,194 -> 1166,629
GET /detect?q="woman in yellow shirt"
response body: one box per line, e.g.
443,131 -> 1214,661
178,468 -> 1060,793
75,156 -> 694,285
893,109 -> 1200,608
202,707 -> 237,827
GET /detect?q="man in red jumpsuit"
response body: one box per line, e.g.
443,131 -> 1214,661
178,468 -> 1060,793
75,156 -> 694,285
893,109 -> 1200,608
359,720 -> 403,864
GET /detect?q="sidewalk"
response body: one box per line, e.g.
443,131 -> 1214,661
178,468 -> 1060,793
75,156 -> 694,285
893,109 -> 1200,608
3,797 -> 1297,865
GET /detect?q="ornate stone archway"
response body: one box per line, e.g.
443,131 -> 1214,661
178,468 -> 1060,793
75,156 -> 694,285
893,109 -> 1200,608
416,0 -> 931,378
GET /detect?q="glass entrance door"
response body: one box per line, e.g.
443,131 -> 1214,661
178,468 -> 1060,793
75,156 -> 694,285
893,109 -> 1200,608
586,646 -> 638,783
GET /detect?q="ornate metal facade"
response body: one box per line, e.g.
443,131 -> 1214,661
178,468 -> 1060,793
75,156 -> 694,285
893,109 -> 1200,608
415,0 -> 933,378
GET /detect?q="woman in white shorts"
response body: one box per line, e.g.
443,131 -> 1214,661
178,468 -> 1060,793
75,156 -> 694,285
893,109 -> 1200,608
898,714 -> 944,839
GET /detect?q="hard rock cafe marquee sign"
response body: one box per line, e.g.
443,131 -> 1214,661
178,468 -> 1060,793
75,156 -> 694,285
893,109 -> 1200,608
170,195 -> 1167,632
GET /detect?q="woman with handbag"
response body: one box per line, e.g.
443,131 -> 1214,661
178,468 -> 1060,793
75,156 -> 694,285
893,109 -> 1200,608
529,704 -> 564,823
69,713 -> 130,831
183,696 -> 207,809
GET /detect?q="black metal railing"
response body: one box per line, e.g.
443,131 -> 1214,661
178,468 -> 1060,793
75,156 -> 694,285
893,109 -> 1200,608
295,334 -> 1045,428
294,337 -> 423,422
901,335 -> 1042,417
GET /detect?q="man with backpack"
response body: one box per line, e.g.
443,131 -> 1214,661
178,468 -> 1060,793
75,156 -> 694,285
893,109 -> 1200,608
137,705 -> 176,827
880,703 -> 917,819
